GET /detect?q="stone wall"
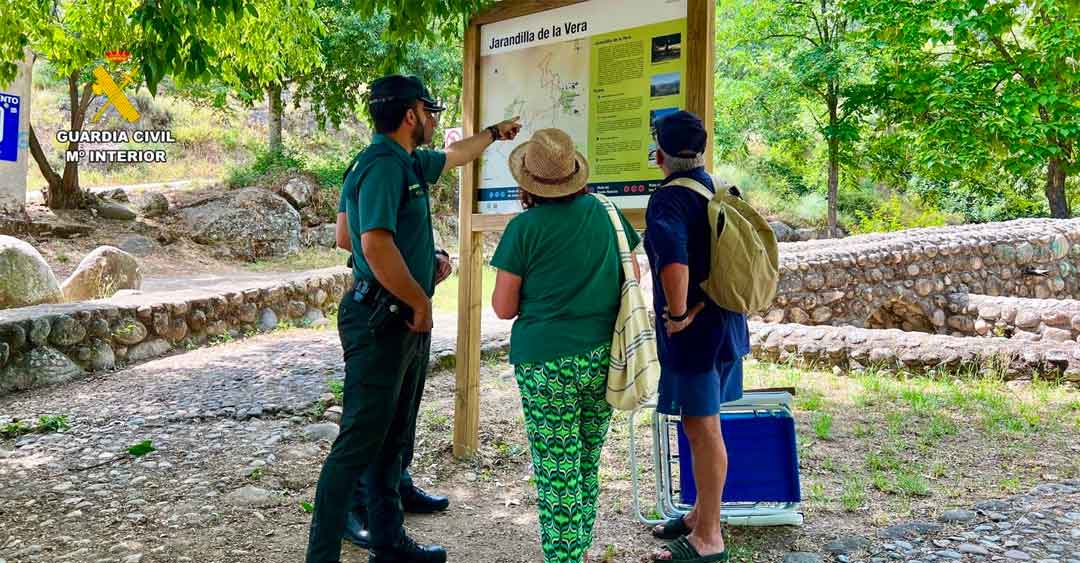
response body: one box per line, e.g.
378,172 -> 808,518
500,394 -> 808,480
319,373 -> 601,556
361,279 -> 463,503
750,322 -> 1080,383
762,218 -> 1080,332
940,294 -> 1080,343
0,269 -> 352,396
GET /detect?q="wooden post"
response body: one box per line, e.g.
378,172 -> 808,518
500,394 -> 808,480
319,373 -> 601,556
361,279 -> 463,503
686,0 -> 716,171
453,21 -> 484,460
453,0 -> 714,458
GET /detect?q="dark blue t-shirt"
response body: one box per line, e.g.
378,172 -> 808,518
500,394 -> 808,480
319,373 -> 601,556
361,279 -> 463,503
644,167 -> 751,372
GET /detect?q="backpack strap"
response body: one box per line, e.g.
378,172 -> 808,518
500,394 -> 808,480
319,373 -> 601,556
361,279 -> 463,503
592,193 -> 637,283
664,177 -> 714,200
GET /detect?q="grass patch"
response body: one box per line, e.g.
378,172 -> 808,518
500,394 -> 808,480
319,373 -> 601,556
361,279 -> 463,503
245,248 -> 350,272
811,412 -> 833,440
432,267 -> 498,314
742,359 -> 1079,521
840,476 -> 866,512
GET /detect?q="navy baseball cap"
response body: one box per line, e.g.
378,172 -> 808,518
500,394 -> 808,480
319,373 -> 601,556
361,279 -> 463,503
369,75 -> 446,112
655,110 -> 707,157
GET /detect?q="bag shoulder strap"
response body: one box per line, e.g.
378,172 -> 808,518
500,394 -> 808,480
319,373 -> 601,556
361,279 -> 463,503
592,193 -> 636,282
664,177 -> 714,200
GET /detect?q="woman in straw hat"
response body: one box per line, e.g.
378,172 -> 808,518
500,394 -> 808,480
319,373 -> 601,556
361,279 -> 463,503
490,128 -> 641,563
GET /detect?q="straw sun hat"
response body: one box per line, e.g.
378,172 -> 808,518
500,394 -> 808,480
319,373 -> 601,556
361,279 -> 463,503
509,128 -> 590,198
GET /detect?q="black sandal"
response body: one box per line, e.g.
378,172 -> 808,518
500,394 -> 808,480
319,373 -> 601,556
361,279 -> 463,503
653,536 -> 729,562
652,514 -> 693,539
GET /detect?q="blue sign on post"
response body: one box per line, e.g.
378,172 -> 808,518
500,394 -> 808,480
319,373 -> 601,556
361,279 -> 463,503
0,92 -> 20,162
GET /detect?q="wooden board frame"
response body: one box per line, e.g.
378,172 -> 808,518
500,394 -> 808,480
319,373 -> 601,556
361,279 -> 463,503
453,0 -> 715,459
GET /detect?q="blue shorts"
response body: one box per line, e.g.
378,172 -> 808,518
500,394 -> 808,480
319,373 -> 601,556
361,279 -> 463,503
656,358 -> 744,417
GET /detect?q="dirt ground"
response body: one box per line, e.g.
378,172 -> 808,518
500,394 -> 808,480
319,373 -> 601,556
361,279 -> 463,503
2,318 -> 1076,562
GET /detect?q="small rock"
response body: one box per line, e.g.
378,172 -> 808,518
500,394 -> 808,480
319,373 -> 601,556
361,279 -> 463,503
880,522 -> 944,540
224,486 -> 282,508
987,511 -> 1009,522
936,551 -> 962,560
302,423 -> 339,442
1005,551 -> 1032,561
825,536 -> 870,555
280,444 -> 320,461
322,405 -> 343,424
122,554 -> 144,563
783,553 -> 822,563
138,192 -> 169,217
934,539 -> 952,548
960,544 -> 990,556
95,200 -> 138,221
940,509 -> 978,523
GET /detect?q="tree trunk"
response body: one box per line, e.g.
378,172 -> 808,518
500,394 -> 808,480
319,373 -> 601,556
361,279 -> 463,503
826,86 -> 840,237
44,72 -> 93,209
268,84 -> 283,153
1045,157 -> 1070,218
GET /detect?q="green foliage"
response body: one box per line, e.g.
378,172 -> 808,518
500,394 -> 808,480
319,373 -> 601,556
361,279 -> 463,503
37,415 -> 70,433
0,420 -> 32,439
328,380 -> 344,404
295,7 -> 465,130
227,146 -> 307,188
127,440 -> 156,457
812,412 -> 834,440
301,501 -> 315,513
1,415 -> 70,438
850,195 -> 953,234
848,0 -> 1080,217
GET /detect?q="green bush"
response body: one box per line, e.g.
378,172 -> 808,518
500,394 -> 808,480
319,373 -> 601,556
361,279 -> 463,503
226,146 -> 308,188
851,194 -> 955,234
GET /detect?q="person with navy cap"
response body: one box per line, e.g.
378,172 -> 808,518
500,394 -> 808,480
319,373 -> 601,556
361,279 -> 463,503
308,74 -> 520,563
645,111 -> 749,563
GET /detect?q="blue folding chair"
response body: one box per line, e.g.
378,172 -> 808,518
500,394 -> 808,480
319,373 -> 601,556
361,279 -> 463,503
629,391 -> 804,527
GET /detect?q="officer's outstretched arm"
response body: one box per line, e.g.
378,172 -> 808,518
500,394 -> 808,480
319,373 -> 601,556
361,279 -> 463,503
442,117 -> 523,173
361,229 -> 433,332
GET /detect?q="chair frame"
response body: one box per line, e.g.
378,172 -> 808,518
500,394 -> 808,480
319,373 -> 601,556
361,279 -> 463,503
628,391 -> 804,527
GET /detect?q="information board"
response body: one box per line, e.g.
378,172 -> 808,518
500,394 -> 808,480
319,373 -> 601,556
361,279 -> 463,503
0,92 -> 19,163
477,0 -> 688,212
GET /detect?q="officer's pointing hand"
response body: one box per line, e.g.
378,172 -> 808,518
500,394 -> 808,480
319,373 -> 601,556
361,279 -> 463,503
495,117 -> 522,141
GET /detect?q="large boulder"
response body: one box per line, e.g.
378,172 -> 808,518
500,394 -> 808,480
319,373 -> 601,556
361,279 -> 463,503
61,246 -> 143,302
180,188 -> 301,259
0,236 -> 63,310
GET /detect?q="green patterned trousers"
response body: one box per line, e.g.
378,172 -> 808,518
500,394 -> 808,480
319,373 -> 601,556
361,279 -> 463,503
515,344 -> 614,563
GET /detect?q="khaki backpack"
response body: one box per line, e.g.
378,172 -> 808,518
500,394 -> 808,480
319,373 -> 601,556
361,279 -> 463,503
664,176 -> 779,314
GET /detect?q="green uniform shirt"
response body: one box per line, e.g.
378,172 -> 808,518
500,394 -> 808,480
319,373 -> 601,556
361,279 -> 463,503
491,195 -> 641,364
339,134 -> 446,296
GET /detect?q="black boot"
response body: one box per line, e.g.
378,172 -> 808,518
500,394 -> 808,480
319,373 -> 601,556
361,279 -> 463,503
401,486 -> 449,514
369,535 -> 447,563
342,510 -> 370,549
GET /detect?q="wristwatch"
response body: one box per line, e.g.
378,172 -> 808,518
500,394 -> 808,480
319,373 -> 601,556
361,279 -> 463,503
667,310 -> 689,322
487,125 -> 500,142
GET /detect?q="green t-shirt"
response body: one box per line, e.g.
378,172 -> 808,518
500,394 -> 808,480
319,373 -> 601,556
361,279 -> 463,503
340,134 -> 446,296
491,195 -> 641,364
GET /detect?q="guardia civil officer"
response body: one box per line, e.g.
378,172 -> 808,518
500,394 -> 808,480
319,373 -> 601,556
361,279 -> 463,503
306,74 -> 521,563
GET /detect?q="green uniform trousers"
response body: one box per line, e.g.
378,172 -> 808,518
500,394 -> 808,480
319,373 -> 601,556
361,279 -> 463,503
515,344 -> 614,563
306,291 -> 430,563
